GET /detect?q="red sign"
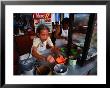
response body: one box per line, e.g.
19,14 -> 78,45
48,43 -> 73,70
33,13 -> 51,22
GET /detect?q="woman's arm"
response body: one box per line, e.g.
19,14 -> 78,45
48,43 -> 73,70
54,25 -> 66,39
31,46 -> 46,61
54,25 -> 62,39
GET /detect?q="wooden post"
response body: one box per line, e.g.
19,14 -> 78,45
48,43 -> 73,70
67,13 -> 74,57
77,13 -> 96,66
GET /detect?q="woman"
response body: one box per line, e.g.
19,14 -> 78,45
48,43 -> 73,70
55,18 -> 69,47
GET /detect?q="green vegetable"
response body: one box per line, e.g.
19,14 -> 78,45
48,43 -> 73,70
61,47 -> 66,52
71,49 -> 78,55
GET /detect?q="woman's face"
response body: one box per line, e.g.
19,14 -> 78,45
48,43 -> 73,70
39,29 -> 49,42
62,22 -> 69,30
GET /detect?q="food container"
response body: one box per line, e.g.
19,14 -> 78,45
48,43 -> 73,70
54,64 -> 68,75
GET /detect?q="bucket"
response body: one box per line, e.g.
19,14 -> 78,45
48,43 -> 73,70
19,57 -> 36,75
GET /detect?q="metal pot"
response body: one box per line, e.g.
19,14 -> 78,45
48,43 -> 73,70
54,64 -> 68,75
19,57 -> 36,75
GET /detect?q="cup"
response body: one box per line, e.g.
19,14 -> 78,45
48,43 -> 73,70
69,59 -> 77,66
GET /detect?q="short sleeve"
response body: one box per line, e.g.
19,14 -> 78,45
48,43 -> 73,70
47,37 -> 54,47
32,38 -> 40,48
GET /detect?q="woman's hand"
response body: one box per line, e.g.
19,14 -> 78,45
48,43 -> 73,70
47,55 -> 55,63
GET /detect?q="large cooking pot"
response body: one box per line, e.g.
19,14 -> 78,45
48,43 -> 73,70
54,64 -> 68,75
